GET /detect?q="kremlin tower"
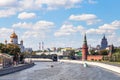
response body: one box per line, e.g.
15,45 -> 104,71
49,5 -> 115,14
82,34 -> 88,61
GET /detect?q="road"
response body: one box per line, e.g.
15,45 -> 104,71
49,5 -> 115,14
0,62 -> 120,80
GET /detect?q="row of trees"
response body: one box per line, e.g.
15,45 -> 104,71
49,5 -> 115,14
109,48 -> 120,62
89,49 -> 109,55
0,43 -> 24,63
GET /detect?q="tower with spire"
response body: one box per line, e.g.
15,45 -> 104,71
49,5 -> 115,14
82,34 -> 88,61
101,34 -> 108,49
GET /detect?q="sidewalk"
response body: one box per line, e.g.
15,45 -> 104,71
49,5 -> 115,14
59,60 -> 120,74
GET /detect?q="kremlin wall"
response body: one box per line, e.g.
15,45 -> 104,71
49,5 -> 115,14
81,34 -> 114,61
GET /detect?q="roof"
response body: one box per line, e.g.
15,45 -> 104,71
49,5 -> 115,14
10,32 -> 18,38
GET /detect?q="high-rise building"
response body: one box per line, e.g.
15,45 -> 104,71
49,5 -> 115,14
101,35 -> 108,49
82,34 -> 88,61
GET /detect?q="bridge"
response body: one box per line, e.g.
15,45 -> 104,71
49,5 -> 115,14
25,54 -> 59,62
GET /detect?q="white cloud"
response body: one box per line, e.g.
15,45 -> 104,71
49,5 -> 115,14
77,25 -> 86,32
18,12 -> 36,19
33,21 -> 55,30
0,8 -> 16,18
12,20 -> 55,40
12,20 -> 55,30
22,30 -> 46,39
0,0 -> 17,7
54,24 -> 76,37
19,0 -> 41,10
86,28 -> 107,34
69,14 -> 101,25
0,28 -> 13,38
54,24 -> 85,37
0,0 -> 83,18
12,22 -> 32,29
86,20 -> 120,34
88,0 -> 97,4
35,0 -> 83,10
99,20 -> 120,30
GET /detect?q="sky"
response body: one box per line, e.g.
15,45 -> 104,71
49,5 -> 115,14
0,0 -> 120,50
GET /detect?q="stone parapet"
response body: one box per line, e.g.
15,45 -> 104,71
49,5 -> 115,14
60,60 -> 120,74
0,63 -> 34,76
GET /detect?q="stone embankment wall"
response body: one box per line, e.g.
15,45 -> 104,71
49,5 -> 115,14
0,63 -> 34,76
60,60 -> 120,74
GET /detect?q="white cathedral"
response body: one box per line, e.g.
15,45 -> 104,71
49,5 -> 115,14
5,31 -> 32,53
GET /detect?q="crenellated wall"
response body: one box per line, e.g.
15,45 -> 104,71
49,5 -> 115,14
87,55 -> 103,61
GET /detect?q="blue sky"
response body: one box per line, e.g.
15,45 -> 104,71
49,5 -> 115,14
0,0 -> 120,50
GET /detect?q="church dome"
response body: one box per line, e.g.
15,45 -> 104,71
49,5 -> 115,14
10,32 -> 18,38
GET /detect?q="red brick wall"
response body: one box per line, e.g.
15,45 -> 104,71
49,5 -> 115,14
87,55 -> 103,61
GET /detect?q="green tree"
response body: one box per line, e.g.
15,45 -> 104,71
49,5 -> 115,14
111,48 -> 120,62
0,43 -> 5,53
100,49 -> 108,55
6,43 -> 20,55
68,50 -> 75,59
114,48 -> 120,53
6,44 -> 20,62
89,50 -> 99,55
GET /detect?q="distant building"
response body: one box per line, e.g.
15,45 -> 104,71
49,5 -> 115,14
61,47 -> 74,56
61,47 -> 73,52
101,35 -> 108,49
25,48 -> 33,53
96,45 -> 101,50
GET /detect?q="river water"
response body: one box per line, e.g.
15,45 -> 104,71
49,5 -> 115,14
0,62 -> 120,80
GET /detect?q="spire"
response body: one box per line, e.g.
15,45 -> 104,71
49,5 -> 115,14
83,33 -> 87,45
103,34 -> 106,39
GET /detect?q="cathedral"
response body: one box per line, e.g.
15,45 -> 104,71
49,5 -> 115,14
5,31 -> 31,53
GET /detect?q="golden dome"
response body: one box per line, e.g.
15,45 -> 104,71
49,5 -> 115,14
10,32 -> 18,38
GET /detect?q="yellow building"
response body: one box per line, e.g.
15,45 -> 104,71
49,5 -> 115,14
61,47 -> 74,52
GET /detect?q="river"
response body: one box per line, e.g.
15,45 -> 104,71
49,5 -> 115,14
0,62 -> 120,80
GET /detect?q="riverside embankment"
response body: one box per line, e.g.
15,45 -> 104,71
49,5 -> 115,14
0,63 -> 34,76
59,60 -> 120,74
